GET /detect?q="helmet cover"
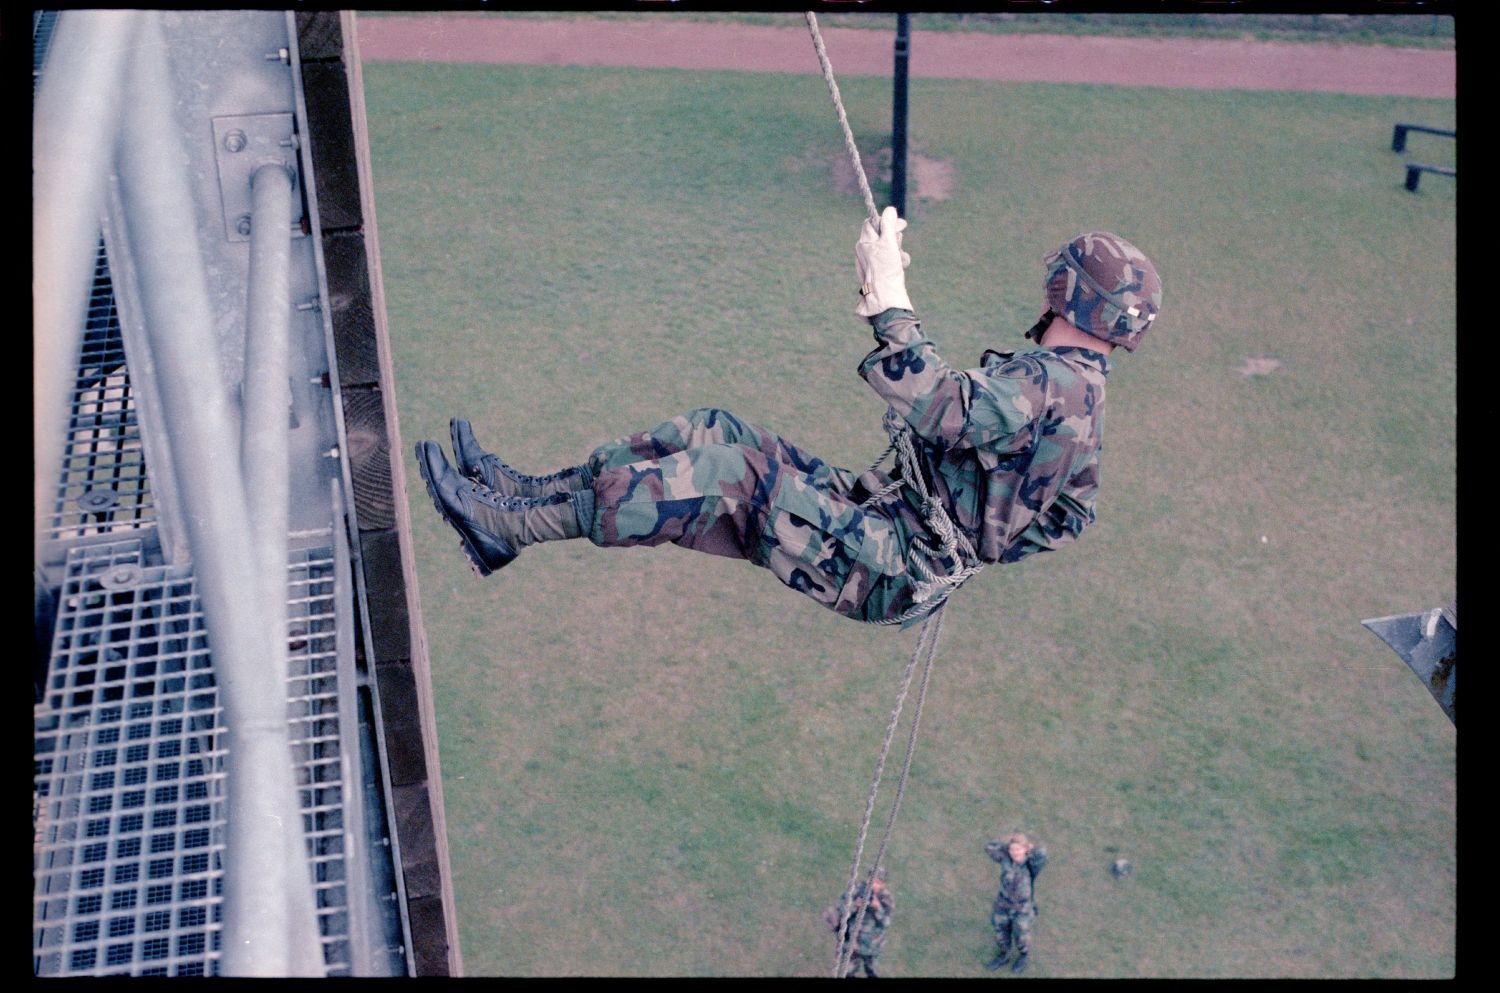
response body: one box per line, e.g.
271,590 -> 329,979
1040,231 -> 1162,351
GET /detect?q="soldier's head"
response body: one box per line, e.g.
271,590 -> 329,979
1025,231 -> 1162,352
870,865 -> 888,890
1007,833 -> 1032,861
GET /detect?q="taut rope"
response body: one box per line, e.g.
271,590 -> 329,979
804,12 -> 985,979
805,12 -> 880,226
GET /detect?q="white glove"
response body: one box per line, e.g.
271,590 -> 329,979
854,205 -> 913,318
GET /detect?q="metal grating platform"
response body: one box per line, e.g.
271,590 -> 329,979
35,11 -> 431,975
33,11 -> 60,98
34,539 -> 356,977
41,240 -> 156,547
284,544 -> 357,971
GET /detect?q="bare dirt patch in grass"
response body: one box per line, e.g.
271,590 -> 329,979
825,144 -> 957,206
1237,356 -> 1283,377
912,154 -> 956,201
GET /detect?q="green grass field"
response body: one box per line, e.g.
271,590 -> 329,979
364,57 -> 1455,978
362,10 -> 1456,48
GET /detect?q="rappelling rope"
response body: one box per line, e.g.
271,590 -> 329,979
804,12 -> 986,979
832,603 -> 943,978
805,12 -> 880,226
858,410 -> 986,626
804,12 -> 985,626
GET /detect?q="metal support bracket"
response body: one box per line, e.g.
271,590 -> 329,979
212,112 -> 301,242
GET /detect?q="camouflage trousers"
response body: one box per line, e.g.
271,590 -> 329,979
991,905 -> 1036,957
841,950 -> 881,978
834,923 -> 887,978
584,408 -> 954,625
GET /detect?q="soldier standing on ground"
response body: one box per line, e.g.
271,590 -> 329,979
985,832 -> 1047,974
825,866 -> 894,978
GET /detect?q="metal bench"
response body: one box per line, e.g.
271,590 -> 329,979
1392,123 -> 1455,192
1392,122 -> 1455,153
1404,163 -> 1456,192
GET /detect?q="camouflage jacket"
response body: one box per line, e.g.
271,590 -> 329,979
858,309 -> 1109,564
829,882 -> 895,955
984,840 -> 1048,912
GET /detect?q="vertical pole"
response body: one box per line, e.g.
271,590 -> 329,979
243,163 -> 294,707
244,161 -> 328,976
891,13 -> 911,218
116,12 -> 322,976
33,10 -> 138,563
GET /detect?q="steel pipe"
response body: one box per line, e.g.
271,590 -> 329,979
33,10 -> 139,563
114,13 -> 322,977
244,162 -> 294,671
243,160 -> 327,972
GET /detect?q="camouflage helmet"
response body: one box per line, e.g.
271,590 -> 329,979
1035,231 -> 1162,351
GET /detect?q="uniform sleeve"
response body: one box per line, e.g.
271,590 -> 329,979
1028,846 -> 1048,877
984,840 -> 1007,863
875,890 -> 894,926
858,309 -> 1043,455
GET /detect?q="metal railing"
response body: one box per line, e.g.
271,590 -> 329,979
33,11 -> 367,976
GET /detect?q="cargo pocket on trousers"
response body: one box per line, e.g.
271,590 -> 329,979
761,482 -> 868,615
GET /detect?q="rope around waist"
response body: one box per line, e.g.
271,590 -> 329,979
857,408 -> 985,625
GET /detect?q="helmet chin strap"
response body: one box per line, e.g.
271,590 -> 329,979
1023,309 -> 1055,343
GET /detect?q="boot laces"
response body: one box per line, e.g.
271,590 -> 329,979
467,478 -> 570,511
464,478 -> 529,511
481,454 -> 575,487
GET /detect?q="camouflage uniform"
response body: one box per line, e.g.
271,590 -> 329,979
825,879 -> 895,978
417,226 -> 1156,615
985,839 -> 1048,964
581,308 -> 1110,625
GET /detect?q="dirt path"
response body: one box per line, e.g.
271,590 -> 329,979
353,15 -> 1453,99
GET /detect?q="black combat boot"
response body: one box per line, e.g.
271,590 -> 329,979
1011,952 -> 1029,974
985,951 -> 1010,971
416,441 -> 593,576
450,418 -> 592,498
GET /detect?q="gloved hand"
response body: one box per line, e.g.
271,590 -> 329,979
854,205 -> 913,318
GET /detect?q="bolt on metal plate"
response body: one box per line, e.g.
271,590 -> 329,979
76,487 -> 119,514
95,564 -> 143,590
211,112 -> 301,242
